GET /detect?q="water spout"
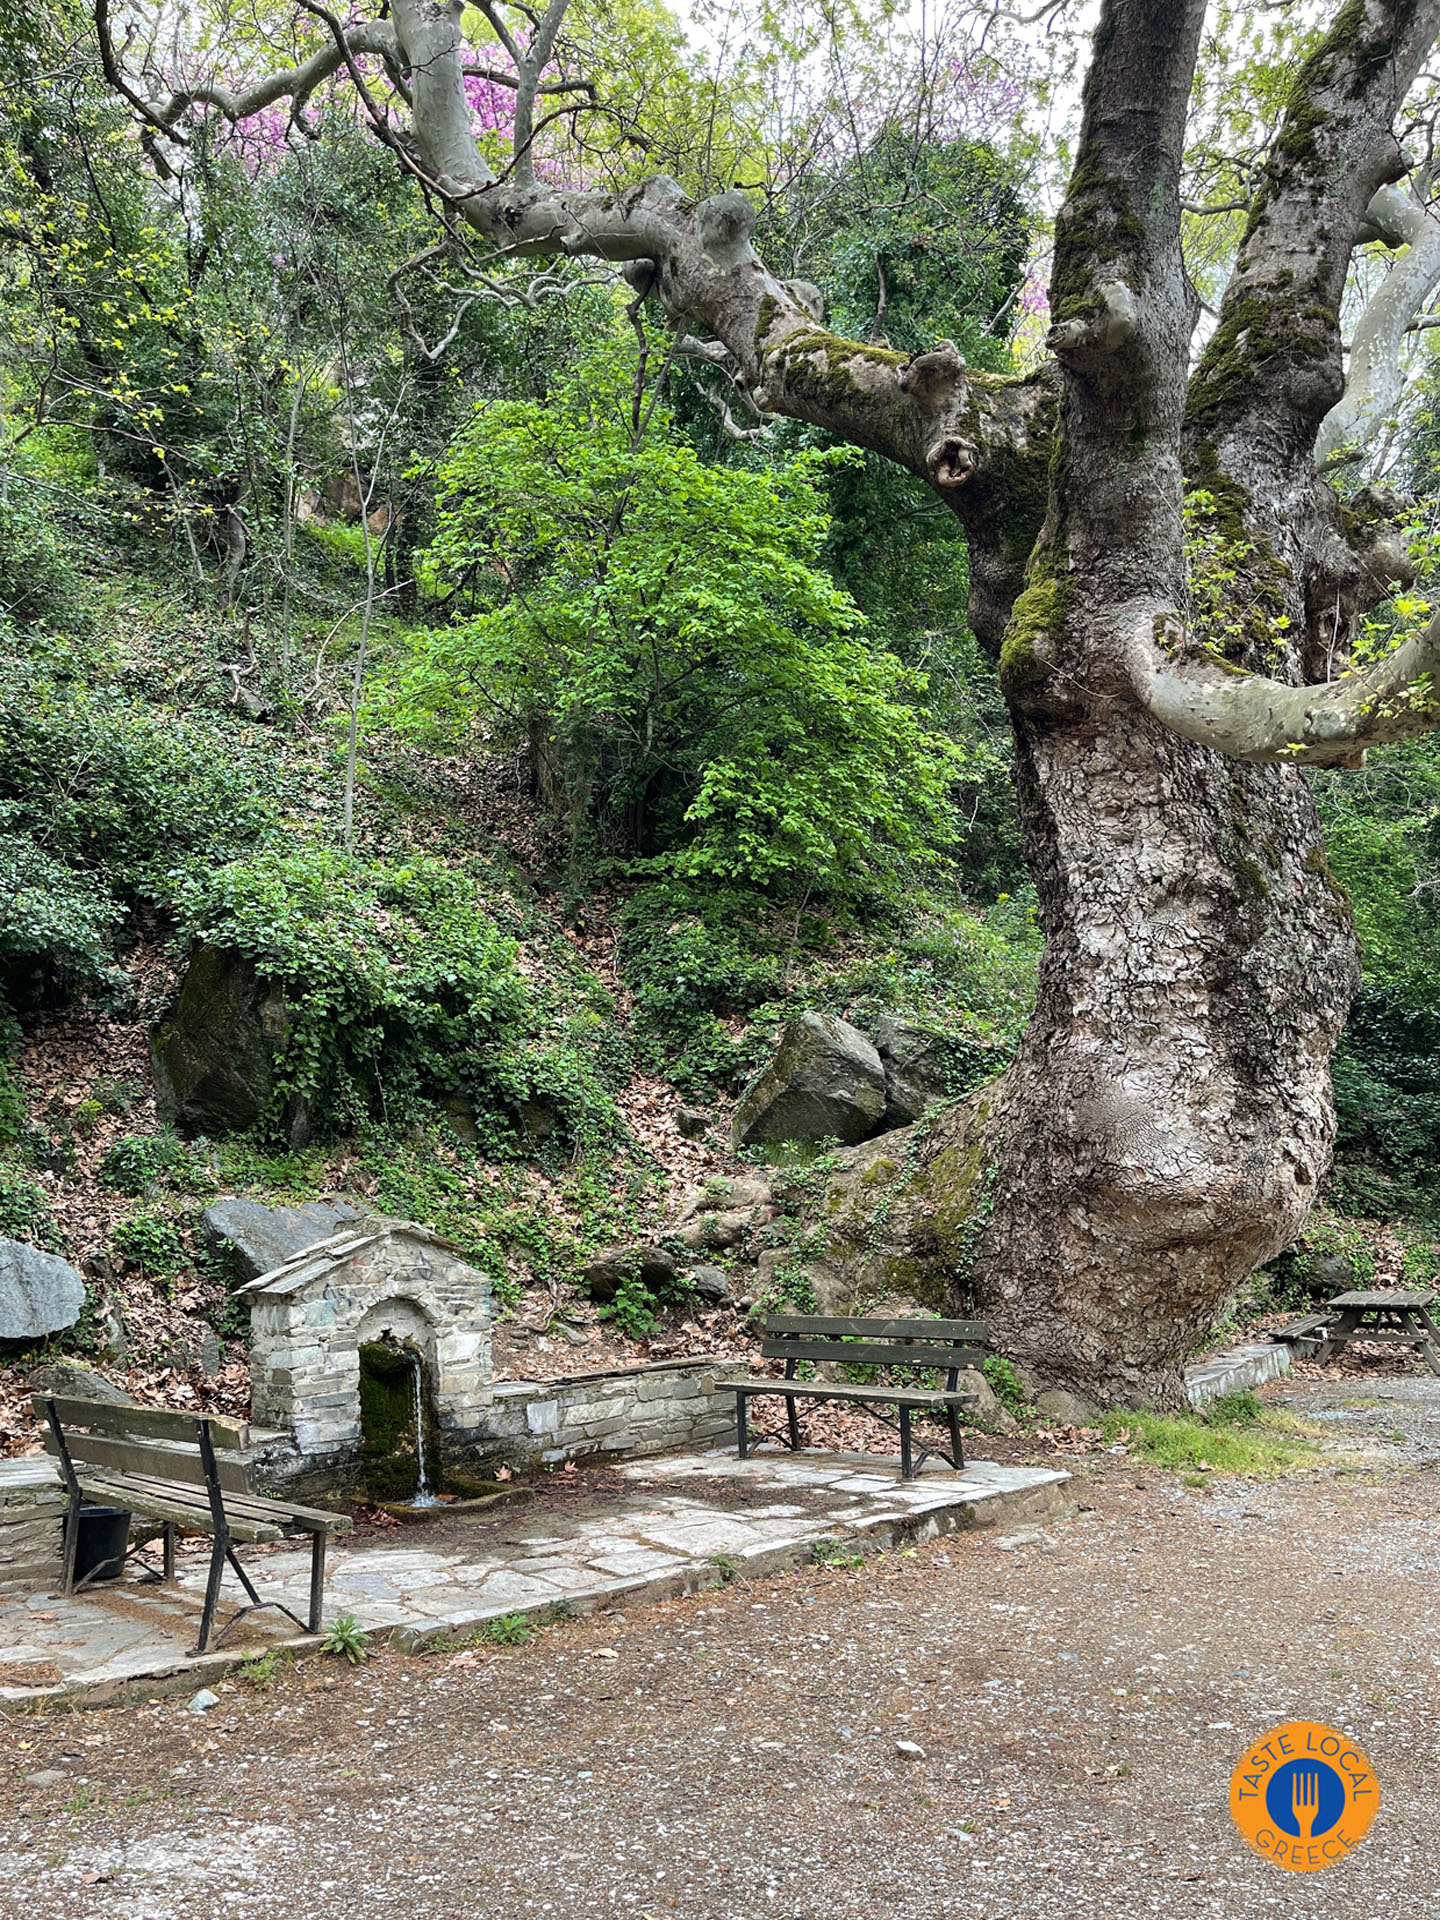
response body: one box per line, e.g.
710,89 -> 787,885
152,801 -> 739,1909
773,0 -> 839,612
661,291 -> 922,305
409,1349 -> 439,1509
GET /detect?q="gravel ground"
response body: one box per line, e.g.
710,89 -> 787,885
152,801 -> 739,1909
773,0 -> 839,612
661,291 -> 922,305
0,1377 -> 1437,1919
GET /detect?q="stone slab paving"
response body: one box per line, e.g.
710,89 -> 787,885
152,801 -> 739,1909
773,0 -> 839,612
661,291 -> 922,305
0,1447 -> 1069,1705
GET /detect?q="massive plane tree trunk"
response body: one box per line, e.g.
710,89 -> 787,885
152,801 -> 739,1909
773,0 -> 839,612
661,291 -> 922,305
105,0 -> 1440,1406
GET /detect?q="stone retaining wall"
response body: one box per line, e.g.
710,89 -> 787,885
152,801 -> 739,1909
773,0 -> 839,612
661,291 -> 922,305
476,1360 -> 739,1470
0,1459 -> 63,1598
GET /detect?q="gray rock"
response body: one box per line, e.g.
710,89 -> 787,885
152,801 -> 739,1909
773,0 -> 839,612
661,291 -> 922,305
677,1210 -> 752,1253
159,1319 -> 224,1375
687,1266 -> 733,1304
582,1245 -> 680,1304
870,1015 -> 954,1128
28,1360 -> 136,1404
152,945 -> 308,1142
0,1240 -> 86,1342
200,1195 -> 362,1285
22,1769 -> 67,1788
1034,1386 -> 1097,1426
894,1739 -> 926,1760
187,1688 -> 221,1713
674,1176 -> 772,1226
1312,1249 -> 1356,1293
675,1107 -> 710,1139
956,1365 -> 1021,1433
732,1014 -> 886,1148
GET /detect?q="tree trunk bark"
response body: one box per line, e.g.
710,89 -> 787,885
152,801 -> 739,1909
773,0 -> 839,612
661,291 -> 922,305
975,704 -> 1358,1407
802,708 -> 1358,1411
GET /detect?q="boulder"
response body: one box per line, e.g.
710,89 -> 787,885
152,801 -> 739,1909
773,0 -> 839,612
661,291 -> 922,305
152,945 -> 308,1142
1312,1249 -> 1356,1293
687,1265 -> 733,1304
675,1107 -> 710,1139
582,1244 -> 681,1305
28,1360 -> 136,1404
200,1195 -> 362,1285
870,1015 -> 953,1128
1034,1385 -> 1098,1426
0,1240 -> 85,1342
674,1175 -> 772,1226
678,1209 -> 752,1252
732,1014 -> 886,1148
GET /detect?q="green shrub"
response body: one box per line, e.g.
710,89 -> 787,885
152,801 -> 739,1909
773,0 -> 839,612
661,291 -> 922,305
111,1213 -> 184,1276
175,846 -> 622,1153
0,819 -> 120,1002
0,662 -> 276,905
98,1134 -> 191,1197
0,1164 -> 61,1249
597,1273 -> 662,1340
982,1355 -> 1030,1418
620,881 -> 785,1090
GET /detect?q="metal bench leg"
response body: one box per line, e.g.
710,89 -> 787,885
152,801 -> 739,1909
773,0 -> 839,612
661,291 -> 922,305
899,1404 -> 913,1480
736,1393 -> 748,1459
947,1406 -> 965,1470
786,1395 -> 802,1453
194,1535 -> 227,1655
308,1531 -> 327,1633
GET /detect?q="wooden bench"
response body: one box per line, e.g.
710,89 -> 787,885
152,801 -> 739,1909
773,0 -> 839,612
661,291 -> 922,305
1273,1291 -> 1440,1372
733,1315 -> 987,1479
1273,1311 -> 1334,1357
36,1394 -> 352,1655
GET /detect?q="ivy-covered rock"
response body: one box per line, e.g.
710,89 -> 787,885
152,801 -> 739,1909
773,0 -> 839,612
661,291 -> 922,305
201,1194 -> 363,1285
582,1244 -> 681,1304
152,945 -> 302,1141
0,1238 -> 86,1341
732,1013 -> 886,1147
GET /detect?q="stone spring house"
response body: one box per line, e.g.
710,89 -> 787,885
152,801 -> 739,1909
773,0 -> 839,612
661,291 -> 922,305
240,1221 -> 494,1479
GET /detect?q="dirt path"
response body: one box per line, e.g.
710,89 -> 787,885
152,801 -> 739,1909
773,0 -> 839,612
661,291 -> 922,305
1,1378 -> 1437,1919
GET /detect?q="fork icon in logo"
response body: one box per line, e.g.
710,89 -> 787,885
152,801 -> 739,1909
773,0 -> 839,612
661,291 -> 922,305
1266,1757 -> 1345,1839
1291,1769 -> 1321,1841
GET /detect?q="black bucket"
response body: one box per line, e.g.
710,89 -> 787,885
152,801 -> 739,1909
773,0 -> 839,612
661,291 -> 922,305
75,1505 -> 131,1585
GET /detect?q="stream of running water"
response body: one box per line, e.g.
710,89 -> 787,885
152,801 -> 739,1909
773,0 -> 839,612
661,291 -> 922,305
409,1350 -> 439,1509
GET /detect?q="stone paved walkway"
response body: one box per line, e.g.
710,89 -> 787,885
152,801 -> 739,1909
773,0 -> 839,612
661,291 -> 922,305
0,1450 -> 1069,1703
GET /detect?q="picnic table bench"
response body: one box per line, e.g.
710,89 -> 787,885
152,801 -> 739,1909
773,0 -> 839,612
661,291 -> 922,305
36,1394 -> 352,1654
733,1315 -> 987,1479
1275,1289 -> 1440,1374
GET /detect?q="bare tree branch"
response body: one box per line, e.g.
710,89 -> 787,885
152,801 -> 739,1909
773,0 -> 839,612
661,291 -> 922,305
1315,182 -> 1440,468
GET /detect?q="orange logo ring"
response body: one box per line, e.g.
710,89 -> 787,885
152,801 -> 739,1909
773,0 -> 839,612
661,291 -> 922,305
1230,1719 -> 1379,1872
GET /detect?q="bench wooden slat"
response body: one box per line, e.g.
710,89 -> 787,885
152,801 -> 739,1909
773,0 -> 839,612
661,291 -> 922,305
760,1338 -> 986,1369
44,1431 -> 249,1494
32,1395 -> 250,1451
736,1381 -> 979,1408
1328,1289 -> 1436,1309
74,1472 -> 285,1544
763,1315 -> 988,1341
94,1470 -> 351,1534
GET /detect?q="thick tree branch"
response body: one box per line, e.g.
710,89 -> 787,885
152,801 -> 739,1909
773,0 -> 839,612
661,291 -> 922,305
1188,0 -> 1440,461
1137,597 -> 1440,766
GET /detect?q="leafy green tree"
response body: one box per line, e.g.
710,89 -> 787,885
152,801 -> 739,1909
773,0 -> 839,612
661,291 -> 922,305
393,346 -> 964,893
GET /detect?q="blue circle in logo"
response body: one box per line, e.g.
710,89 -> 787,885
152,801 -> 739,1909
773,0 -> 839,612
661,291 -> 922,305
1265,1757 -> 1346,1838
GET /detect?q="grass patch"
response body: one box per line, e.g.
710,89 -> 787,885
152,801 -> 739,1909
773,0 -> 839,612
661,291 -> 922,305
1100,1398 -> 1321,1477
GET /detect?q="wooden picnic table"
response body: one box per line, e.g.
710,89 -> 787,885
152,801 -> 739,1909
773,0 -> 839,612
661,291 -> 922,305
1294,1290 -> 1440,1374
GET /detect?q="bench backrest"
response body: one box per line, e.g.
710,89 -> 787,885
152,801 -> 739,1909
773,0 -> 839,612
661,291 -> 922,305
33,1395 -> 253,1496
760,1315 -> 988,1373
